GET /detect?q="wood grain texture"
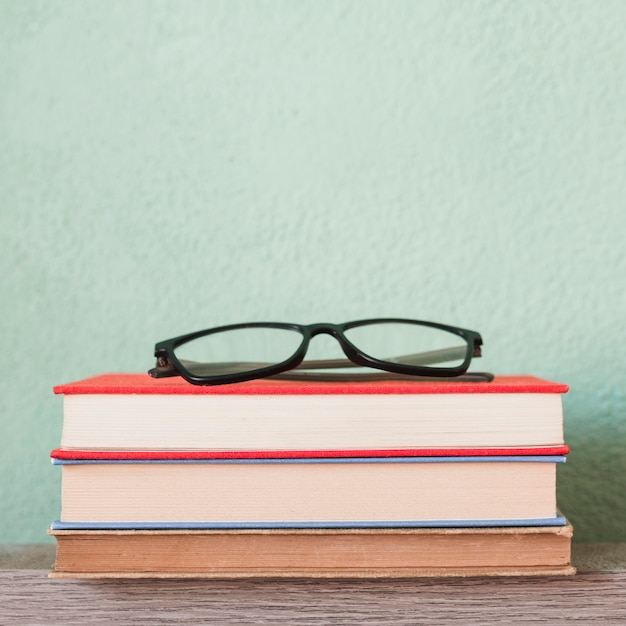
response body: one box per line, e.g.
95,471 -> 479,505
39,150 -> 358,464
1,570 -> 625,625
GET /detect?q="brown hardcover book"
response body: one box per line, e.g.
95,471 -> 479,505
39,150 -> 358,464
49,522 -> 575,578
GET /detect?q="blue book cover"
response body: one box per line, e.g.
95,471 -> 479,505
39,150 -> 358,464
51,455 -> 566,530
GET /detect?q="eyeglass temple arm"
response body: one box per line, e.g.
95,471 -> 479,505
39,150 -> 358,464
152,346 -> 474,377
294,346 -> 473,370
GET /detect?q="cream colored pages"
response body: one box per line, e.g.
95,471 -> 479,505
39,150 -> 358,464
61,393 -> 564,450
60,460 -> 557,522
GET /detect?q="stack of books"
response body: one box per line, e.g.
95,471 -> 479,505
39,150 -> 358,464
48,373 -> 575,577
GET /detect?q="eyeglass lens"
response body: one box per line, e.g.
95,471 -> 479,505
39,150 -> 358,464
173,327 -> 304,377
344,322 -> 468,367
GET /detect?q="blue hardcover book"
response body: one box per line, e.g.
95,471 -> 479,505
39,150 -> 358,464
51,455 -> 566,530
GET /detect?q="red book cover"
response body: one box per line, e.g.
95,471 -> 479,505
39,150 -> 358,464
54,373 -> 569,396
53,373 -> 569,456
50,446 -> 569,461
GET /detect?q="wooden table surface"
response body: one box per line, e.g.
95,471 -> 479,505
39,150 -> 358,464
1,543 -> 625,625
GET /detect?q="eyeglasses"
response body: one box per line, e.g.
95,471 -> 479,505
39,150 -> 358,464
149,318 -> 490,386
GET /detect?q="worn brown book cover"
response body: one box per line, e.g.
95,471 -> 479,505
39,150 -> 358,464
49,522 -> 574,578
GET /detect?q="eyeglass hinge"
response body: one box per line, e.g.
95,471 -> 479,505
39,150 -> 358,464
148,351 -> 179,378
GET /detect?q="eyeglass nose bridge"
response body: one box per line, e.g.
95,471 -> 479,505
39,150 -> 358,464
300,323 -> 368,366
306,322 -> 344,338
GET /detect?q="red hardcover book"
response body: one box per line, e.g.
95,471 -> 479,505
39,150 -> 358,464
53,373 -> 568,454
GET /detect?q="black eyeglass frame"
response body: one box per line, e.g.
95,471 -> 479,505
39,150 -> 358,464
151,318 -> 484,386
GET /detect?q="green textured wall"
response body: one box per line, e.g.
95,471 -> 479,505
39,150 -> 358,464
1,1 -> 624,544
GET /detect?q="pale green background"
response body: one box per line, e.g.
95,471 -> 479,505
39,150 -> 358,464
1,1 -> 624,544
